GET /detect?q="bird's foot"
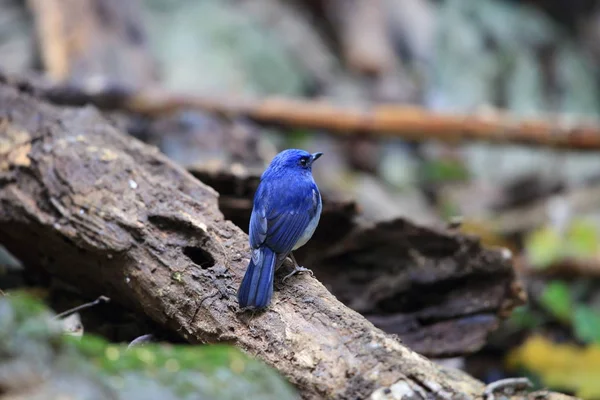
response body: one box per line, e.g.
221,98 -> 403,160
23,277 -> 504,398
282,265 -> 313,282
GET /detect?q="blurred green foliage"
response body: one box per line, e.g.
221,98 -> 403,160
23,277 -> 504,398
539,280 -> 573,323
525,226 -> 562,269
0,293 -> 299,400
508,279 -> 600,398
573,305 -> 600,344
521,219 -> 600,345
564,222 -> 600,261
420,159 -> 470,184
285,129 -> 313,149
526,219 -> 600,269
509,305 -> 545,330
510,279 -> 600,345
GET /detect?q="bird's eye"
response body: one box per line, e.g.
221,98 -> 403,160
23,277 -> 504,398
299,157 -> 308,167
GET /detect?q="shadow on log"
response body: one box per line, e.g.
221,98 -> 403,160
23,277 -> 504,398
0,79 -> 571,400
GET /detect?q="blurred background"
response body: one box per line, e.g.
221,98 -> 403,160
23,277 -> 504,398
2,0 -> 600,398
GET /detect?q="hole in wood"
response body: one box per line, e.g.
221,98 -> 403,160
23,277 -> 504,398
183,246 -> 215,269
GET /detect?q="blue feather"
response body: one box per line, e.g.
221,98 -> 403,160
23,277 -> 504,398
238,149 -> 323,309
237,247 -> 276,309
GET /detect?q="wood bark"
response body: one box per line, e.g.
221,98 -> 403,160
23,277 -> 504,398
0,81 -> 574,400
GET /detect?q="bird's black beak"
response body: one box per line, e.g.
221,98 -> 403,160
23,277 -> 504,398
311,152 -> 323,162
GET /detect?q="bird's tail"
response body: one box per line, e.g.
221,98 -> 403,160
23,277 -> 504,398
237,247 -> 276,309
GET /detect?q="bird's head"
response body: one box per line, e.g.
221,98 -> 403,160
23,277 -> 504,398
263,149 -> 323,178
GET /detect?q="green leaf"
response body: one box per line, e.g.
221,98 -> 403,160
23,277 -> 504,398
574,305 -> 600,344
564,220 -> 600,259
539,281 -> 573,323
509,305 -> 545,329
525,220 -> 600,270
525,226 -> 563,269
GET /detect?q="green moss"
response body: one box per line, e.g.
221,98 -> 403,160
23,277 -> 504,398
171,271 -> 183,283
0,294 -> 299,400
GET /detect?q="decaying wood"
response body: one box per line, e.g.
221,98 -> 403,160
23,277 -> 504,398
311,219 -> 526,358
5,70 -> 599,151
189,165 -> 526,358
27,0 -> 156,89
0,82 -> 575,400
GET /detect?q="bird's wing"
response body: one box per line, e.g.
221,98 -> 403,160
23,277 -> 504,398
249,201 -> 268,249
263,207 -> 312,254
249,180 -> 319,255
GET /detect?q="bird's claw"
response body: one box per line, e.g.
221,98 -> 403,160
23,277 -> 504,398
282,265 -> 313,282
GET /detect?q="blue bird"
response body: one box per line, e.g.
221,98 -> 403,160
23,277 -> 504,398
237,149 -> 323,309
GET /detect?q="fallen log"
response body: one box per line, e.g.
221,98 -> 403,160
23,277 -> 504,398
0,81 -> 573,399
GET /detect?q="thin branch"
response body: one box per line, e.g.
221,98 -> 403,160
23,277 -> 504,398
122,90 -> 600,151
54,295 -> 110,319
127,334 -> 156,349
483,377 -> 533,400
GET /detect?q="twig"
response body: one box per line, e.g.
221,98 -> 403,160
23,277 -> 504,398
127,334 -> 156,349
54,295 -> 110,319
483,377 -> 533,400
124,91 -> 600,151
